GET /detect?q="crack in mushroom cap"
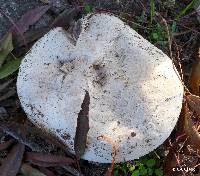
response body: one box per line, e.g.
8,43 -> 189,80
17,13 -> 183,163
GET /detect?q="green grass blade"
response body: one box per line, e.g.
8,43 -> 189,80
150,0 -> 155,25
176,0 -> 197,19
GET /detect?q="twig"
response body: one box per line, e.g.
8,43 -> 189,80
175,133 -> 186,142
154,151 -> 160,159
98,135 -> 117,176
177,137 -> 188,153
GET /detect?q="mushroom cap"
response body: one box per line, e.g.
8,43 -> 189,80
17,13 -> 183,163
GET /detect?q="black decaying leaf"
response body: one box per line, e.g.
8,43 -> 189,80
74,90 -> 90,159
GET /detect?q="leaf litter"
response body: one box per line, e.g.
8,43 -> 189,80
24,152 -> 75,167
0,142 -> 25,176
9,5 -> 50,36
20,163 -> 47,176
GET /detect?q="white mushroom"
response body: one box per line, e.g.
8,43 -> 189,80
17,13 -> 183,163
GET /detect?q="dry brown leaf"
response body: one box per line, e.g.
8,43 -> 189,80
10,5 -> 50,35
20,164 -> 47,176
0,122 -> 42,151
74,90 -> 90,160
176,103 -> 187,134
189,48 -> 200,95
24,152 -> 75,167
0,121 -> 72,154
38,167 -> 56,176
186,94 -> 200,116
0,142 -> 25,176
183,103 -> 200,149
